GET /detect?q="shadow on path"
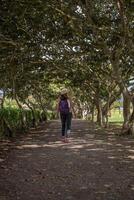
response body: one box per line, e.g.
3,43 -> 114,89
0,120 -> 134,200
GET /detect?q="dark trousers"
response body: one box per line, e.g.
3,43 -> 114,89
60,112 -> 69,136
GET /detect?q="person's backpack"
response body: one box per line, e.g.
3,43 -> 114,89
59,99 -> 69,113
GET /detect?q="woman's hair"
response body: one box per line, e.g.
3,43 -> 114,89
60,93 -> 68,100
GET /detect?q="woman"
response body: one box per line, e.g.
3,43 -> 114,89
57,89 -> 72,142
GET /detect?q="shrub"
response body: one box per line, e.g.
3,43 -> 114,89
0,107 -> 44,138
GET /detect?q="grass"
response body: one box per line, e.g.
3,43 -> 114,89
108,110 -> 123,127
109,110 -> 123,123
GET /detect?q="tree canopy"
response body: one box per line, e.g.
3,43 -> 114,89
0,0 -> 134,134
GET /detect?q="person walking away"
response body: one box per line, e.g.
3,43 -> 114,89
57,89 -> 71,142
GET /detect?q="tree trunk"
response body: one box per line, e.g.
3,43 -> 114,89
122,90 -> 131,129
91,105 -> 95,122
75,100 -> 83,118
96,99 -> 103,126
103,93 -> 111,128
102,89 -> 121,127
122,96 -> 134,135
110,56 -> 133,134
94,81 -> 103,126
25,101 -> 36,127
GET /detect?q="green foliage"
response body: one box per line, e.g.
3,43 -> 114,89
0,107 -> 43,138
0,107 -> 21,127
0,0 -> 133,133
46,110 -> 57,120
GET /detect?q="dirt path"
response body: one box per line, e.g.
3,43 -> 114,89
0,120 -> 134,200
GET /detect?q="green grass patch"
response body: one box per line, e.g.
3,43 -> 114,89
109,110 -> 123,123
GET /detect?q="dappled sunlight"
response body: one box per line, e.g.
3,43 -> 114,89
77,129 -> 84,132
85,128 -> 90,131
0,0 -> 133,196
15,139 -> 95,150
16,144 -> 41,149
42,143 -> 66,148
115,144 -> 123,147
94,127 -> 103,131
131,185 -> 134,191
125,145 -> 132,148
127,155 -> 134,160
16,142 -> 66,149
0,158 -> 5,162
95,191 -> 107,194
108,156 -> 116,159
104,183 -> 112,188
92,161 -> 101,165
117,149 -> 124,152
107,138 -> 116,141
16,154 -> 33,158
67,144 -> 85,149
85,134 -> 95,138
44,129 -> 60,133
103,142 -> 113,146
108,131 -> 115,134
1,120 -> 134,200
93,140 -> 107,145
29,130 -> 45,134
69,138 -> 87,143
0,147 -> 9,151
128,149 -> 134,153
23,137 -> 33,141
84,143 -> 94,147
121,160 -> 132,163
86,148 -> 105,151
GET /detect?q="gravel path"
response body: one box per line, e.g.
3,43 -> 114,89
0,120 -> 134,200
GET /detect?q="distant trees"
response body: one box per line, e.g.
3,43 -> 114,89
0,0 -> 133,134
